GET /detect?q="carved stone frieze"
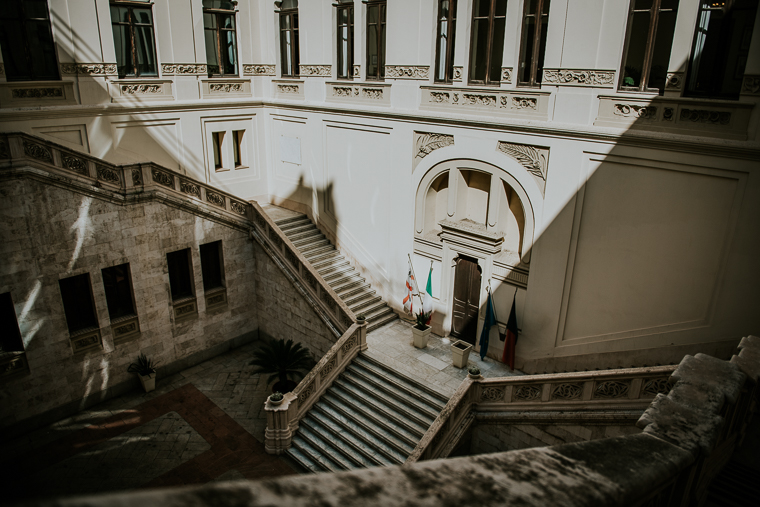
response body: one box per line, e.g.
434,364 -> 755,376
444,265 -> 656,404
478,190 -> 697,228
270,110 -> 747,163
414,132 -> 454,164
353,65 -> 360,78
551,383 -> 583,400
23,141 -> 53,163
480,387 -> 506,402
385,66 -> 429,79
122,84 -> 162,94
277,84 -> 300,94
209,83 -> 243,92
161,63 -> 207,75
341,333 -> 358,355
230,201 -> 247,215
206,190 -> 225,207
512,97 -> 537,110
131,168 -> 143,186
642,377 -> 674,397
663,107 -> 675,121
62,155 -> 87,175
96,165 -> 120,184
514,385 -> 542,401
501,67 -> 512,83
463,93 -> 496,106
593,380 -> 630,399
60,63 -> 118,75
497,141 -> 549,197
299,65 -> 331,77
613,103 -> 657,120
680,108 -> 731,125
320,357 -> 337,380
742,75 -> 760,94
333,86 -> 355,97
363,88 -> 383,99
12,87 -> 63,99
243,64 -> 276,76
298,381 -> 314,405
430,91 -> 450,103
180,180 -> 201,198
453,66 -> 463,81
151,168 -> 174,188
542,69 -> 615,87
665,72 -> 683,90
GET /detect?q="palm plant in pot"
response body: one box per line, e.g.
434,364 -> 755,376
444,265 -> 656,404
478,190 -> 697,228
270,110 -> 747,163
412,310 -> 432,349
127,353 -> 159,392
249,338 -> 315,393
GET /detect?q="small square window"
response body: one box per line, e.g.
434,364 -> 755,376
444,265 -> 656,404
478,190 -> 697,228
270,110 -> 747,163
200,241 -> 225,291
59,274 -> 99,333
166,248 -> 195,301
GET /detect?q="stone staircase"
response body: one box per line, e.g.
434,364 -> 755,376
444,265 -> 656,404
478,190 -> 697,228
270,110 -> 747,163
274,213 -> 398,332
285,354 -> 449,472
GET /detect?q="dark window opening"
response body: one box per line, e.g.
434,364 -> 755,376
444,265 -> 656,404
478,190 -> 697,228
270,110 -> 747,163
435,0 -> 458,83
167,249 -> 194,301
110,1 -> 158,78
468,0 -> 507,85
59,274 -> 99,333
200,241 -> 225,292
212,131 -> 224,170
102,263 -> 136,320
0,0 -> 60,81
619,0 -> 680,94
203,0 -> 238,77
518,0 -> 550,87
366,1 -> 387,80
337,1 -> 354,79
685,0 -> 758,100
279,1 -> 300,77
1,292 -> 24,353
233,130 -> 244,167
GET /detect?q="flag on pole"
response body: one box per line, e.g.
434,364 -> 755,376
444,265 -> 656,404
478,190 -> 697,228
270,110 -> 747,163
422,264 -> 434,325
403,268 -> 415,315
501,297 -> 519,370
478,289 -> 497,360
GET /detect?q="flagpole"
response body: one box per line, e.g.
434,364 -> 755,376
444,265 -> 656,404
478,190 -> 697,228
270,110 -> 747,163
407,254 -> 425,309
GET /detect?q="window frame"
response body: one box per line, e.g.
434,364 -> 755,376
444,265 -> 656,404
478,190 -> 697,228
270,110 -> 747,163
202,1 -> 239,78
517,0 -> 551,88
110,0 -> 159,79
0,0 -> 60,82
365,0 -> 387,81
101,263 -> 137,321
279,6 -> 300,78
336,1 -> 355,80
200,241 -> 226,292
58,273 -> 100,334
166,248 -> 195,302
618,0 -> 679,94
0,292 -> 25,354
467,0 -> 508,86
434,0 -> 458,83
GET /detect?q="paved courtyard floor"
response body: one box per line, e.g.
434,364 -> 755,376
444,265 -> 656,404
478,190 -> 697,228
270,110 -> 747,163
0,318 -> 522,503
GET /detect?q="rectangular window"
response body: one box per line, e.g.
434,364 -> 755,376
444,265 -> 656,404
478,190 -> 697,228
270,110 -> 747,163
279,1 -> 300,77
468,0 -> 507,85
518,0 -> 550,87
1,293 -> 24,353
619,0 -> 679,94
59,274 -> 99,333
200,241 -> 225,291
212,131 -> 224,170
686,0 -> 758,99
435,0 -> 458,83
101,264 -> 136,321
0,0 -> 59,81
366,1 -> 387,80
110,0 -> 158,78
167,248 -> 195,301
337,0 -> 355,79
203,0 -> 238,77
233,130 -> 244,167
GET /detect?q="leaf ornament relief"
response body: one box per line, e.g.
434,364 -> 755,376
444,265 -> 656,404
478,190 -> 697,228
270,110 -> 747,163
497,142 -> 549,197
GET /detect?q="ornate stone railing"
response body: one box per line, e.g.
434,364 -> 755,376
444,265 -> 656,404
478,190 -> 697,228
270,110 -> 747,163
407,364 -> 677,463
263,321 -> 368,454
0,132 -> 355,340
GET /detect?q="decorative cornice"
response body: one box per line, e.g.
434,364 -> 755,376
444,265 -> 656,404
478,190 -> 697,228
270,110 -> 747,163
414,132 -> 454,167
665,72 -> 683,90
501,67 -> 512,83
386,66 -> 429,80
542,69 -> 615,87
299,65 -> 332,77
497,141 -> 549,197
161,63 -> 207,75
742,75 -> 760,95
243,64 -> 276,76
60,63 -> 117,75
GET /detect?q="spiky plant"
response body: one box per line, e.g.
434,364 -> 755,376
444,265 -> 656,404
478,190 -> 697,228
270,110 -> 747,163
127,353 -> 159,376
249,338 -> 315,393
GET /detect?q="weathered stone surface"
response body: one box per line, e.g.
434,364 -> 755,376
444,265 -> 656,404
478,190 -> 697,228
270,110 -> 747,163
732,335 -> 760,383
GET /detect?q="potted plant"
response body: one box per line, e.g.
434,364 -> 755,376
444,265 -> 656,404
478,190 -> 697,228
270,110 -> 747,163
127,353 -> 159,392
412,310 -> 432,349
451,340 -> 473,368
249,338 -> 315,393
468,366 -> 482,379
268,392 -> 284,406
356,313 -> 366,325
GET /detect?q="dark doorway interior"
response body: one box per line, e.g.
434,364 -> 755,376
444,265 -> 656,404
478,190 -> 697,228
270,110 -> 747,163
451,255 -> 481,345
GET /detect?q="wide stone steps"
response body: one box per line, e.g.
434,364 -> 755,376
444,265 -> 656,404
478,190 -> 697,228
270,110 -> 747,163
284,354 -> 449,473
274,213 -> 398,332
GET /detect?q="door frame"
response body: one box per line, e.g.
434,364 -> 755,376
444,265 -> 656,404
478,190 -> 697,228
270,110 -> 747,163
450,254 -> 483,344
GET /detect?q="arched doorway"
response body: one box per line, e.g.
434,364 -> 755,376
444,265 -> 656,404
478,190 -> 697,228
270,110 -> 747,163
451,256 -> 482,344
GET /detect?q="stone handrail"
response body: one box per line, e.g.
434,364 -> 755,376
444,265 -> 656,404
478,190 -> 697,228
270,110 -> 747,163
263,321 -> 368,454
407,364 -> 677,463
0,132 -> 354,339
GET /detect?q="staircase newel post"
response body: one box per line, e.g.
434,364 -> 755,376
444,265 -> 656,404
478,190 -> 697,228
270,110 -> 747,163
264,391 -> 296,455
359,320 -> 368,352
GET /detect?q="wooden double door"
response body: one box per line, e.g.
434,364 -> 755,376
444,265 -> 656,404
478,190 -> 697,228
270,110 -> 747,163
451,256 -> 481,345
